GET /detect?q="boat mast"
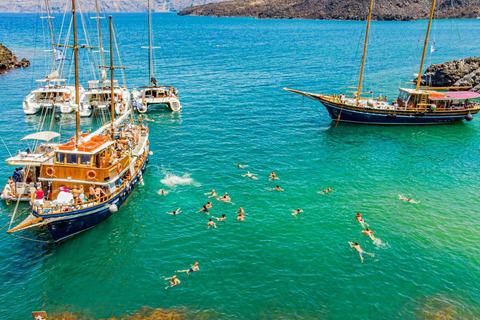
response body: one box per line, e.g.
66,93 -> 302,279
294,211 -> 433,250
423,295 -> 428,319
148,0 -> 153,85
95,0 -> 106,69
357,0 -> 374,103
72,0 -> 81,147
44,0 -> 58,70
416,0 -> 437,91
109,16 -> 115,141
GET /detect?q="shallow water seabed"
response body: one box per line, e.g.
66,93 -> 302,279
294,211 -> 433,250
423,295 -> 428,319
0,14 -> 480,320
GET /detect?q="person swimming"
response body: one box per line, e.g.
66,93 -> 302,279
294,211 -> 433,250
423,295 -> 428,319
362,228 -> 377,242
237,213 -> 245,221
164,275 -> 181,289
206,201 -> 213,209
204,189 -> 218,198
274,185 -> 284,191
242,171 -> 259,180
176,262 -> 199,275
213,214 -> 226,221
318,187 -> 333,194
356,212 -> 368,228
219,193 -> 233,204
398,195 -> 420,204
292,208 -> 303,216
166,208 -> 182,215
236,163 -> 248,169
197,205 -> 209,215
348,241 -> 374,263
158,189 -> 167,196
269,171 -> 279,180
207,218 -> 217,229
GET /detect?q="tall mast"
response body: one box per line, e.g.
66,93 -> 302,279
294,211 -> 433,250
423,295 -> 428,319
416,0 -> 437,91
148,0 -> 153,84
72,0 -> 80,147
44,0 -> 58,70
109,16 -> 115,141
357,0 -> 374,103
95,0 -> 106,69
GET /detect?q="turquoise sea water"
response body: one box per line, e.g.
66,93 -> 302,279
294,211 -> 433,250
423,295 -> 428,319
1,13 -> 480,319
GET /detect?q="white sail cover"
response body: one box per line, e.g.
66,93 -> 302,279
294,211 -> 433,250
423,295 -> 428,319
21,131 -> 60,142
46,70 -> 59,80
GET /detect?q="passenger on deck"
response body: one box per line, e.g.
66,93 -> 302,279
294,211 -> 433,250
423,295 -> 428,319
77,186 -> 85,203
95,186 -> 106,199
56,186 -> 73,205
1,184 -> 13,204
89,184 -> 96,200
71,186 -> 79,204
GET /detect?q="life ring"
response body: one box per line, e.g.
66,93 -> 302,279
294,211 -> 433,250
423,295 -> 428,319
45,166 -> 55,177
86,170 -> 97,180
117,163 -> 122,173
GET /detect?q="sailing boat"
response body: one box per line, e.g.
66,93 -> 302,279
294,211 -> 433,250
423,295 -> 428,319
23,0 -> 83,115
285,0 -> 480,125
79,0 -> 131,117
132,0 -> 182,113
7,4 -> 150,242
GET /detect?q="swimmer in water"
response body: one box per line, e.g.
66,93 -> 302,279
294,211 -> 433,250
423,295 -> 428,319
269,171 -> 279,180
362,228 -> 377,242
206,201 -> 213,209
176,262 -> 199,275
237,213 -> 245,221
236,163 -> 248,169
292,208 -> 303,216
274,185 -> 284,192
318,187 -> 333,194
164,275 -> 181,289
398,195 -> 420,204
197,205 -> 209,215
213,214 -> 226,221
166,208 -> 182,215
242,171 -> 259,180
356,212 -> 368,228
158,189 -> 167,196
237,207 -> 245,215
207,218 -> 217,229
204,189 -> 218,198
219,192 -> 233,204
348,241 -> 374,263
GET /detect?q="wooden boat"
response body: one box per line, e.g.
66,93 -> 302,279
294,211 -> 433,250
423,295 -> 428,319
132,0 -> 182,113
7,5 -> 150,242
285,0 -> 480,125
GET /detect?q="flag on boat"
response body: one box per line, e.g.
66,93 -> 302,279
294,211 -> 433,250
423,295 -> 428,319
32,311 -> 47,320
54,48 -> 68,61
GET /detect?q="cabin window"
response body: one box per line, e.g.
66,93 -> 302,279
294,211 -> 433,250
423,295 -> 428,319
66,154 -> 78,164
56,153 -> 66,163
80,155 -> 91,165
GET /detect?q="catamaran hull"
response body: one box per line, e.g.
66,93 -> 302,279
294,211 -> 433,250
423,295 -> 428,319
321,101 -> 475,125
40,159 -> 148,242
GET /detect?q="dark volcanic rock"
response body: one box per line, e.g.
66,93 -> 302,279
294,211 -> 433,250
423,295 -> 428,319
0,43 -> 30,74
178,0 -> 480,21
421,57 -> 480,92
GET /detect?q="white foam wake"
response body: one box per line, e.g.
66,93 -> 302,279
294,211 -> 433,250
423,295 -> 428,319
160,172 -> 200,188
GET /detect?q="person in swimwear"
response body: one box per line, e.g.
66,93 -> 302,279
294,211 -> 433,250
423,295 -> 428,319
213,214 -> 226,221
242,171 -> 259,180
318,187 -> 333,194
219,193 -> 232,203
398,195 -> 419,204
158,189 -> 167,196
176,262 -> 199,275
197,205 -> 209,215
292,208 -> 303,216
165,275 -> 181,289
356,212 -> 367,228
207,218 -> 217,229
274,185 -> 284,192
348,241 -> 374,263
166,208 -> 182,215
269,171 -> 278,180
206,201 -> 213,209
236,163 -> 248,169
362,228 -> 377,242
237,213 -> 245,221
237,207 -> 245,215
204,189 -> 218,198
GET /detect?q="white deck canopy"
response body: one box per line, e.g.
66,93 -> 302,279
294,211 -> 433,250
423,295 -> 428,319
21,131 -> 60,142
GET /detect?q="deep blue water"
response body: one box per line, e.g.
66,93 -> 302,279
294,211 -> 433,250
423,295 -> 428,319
0,13 -> 480,319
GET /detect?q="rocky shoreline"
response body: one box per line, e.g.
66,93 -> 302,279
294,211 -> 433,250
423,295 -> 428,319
421,57 -> 480,93
0,43 -> 29,74
178,0 -> 480,21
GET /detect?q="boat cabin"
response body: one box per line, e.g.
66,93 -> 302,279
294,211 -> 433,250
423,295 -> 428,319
396,88 -> 480,111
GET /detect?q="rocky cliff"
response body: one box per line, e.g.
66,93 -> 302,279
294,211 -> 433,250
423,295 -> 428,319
421,57 -> 480,93
178,0 -> 480,21
0,43 -> 29,74
0,0 -> 227,13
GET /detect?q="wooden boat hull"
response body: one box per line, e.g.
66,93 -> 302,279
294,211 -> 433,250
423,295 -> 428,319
36,157 -> 148,242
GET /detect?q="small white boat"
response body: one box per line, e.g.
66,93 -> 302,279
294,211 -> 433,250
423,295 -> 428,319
23,77 -> 83,115
80,78 -> 131,117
